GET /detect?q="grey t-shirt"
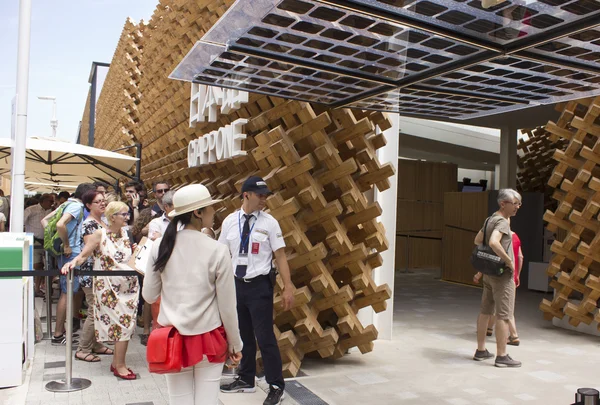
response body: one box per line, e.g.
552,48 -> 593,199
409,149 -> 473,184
482,213 -> 514,262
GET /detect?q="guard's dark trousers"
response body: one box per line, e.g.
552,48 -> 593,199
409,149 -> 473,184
235,275 -> 285,389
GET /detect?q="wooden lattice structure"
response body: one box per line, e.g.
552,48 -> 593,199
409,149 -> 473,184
517,125 -> 568,211
86,0 -> 395,376
539,96 -> 600,331
94,17 -> 145,152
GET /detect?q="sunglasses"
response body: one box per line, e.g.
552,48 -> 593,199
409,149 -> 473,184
156,188 -> 170,194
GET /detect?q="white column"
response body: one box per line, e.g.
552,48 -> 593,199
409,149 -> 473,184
499,126 -> 518,189
373,112 -> 400,340
10,0 -> 33,233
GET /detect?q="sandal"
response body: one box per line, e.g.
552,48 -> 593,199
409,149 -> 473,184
486,328 -> 493,337
75,352 -> 100,362
93,346 -> 114,355
508,335 -> 520,346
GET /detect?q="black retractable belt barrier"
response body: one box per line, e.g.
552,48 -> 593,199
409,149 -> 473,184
0,266 -> 139,393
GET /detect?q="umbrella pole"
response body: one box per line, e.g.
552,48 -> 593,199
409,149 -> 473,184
135,143 -> 142,181
10,0 -> 32,233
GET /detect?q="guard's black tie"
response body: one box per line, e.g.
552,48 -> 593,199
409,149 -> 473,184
235,214 -> 253,278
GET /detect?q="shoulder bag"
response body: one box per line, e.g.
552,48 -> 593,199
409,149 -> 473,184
470,217 -> 512,277
146,326 -> 182,374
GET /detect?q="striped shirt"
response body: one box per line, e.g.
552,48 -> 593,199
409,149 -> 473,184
24,204 -> 52,240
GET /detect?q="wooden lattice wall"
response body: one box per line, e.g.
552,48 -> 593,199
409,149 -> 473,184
539,96 -> 600,331
517,125 -> 568,211
94,17 -> 145,152
87,0 -> 395,376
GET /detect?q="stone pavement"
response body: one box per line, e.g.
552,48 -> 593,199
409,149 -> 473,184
291,269 -> 600,405
2,269 -> 599,405
9,293 -> 288,405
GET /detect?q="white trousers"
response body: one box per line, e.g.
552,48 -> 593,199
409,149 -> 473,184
165,359 -> 223,405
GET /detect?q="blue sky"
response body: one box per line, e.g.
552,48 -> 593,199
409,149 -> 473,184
0,0 -> 157,143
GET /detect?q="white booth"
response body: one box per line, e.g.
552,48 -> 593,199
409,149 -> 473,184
0,233 -> 34,388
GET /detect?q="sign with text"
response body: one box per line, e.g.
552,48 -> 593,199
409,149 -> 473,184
189,83 -> 248,126
188,118 -> 248,168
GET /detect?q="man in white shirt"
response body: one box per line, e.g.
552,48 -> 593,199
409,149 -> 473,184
24,193 -> 54,296
219,176 -> 294,405
148,190 -> 175,240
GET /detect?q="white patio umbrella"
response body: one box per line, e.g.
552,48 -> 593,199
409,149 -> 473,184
24,181 -> 77,193
0,136 -> 139,187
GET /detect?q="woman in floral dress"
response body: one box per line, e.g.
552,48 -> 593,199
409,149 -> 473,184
62,201 -> 139,380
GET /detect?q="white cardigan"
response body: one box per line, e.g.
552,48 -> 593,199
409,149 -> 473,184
142,229 -> 243,353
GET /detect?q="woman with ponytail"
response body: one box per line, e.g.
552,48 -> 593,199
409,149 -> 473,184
142,184 -> 242,405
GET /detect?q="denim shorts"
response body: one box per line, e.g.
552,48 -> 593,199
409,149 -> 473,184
57,255 -> 81,294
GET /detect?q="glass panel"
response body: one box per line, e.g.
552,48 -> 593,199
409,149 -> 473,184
202,0 -> 485,83
351,0 -> 600,45
528,28 -> 600,71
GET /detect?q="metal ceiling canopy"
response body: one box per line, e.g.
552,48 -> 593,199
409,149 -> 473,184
171,0 -> 600,120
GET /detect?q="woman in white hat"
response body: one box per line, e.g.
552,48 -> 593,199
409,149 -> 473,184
142,184 -> 242,405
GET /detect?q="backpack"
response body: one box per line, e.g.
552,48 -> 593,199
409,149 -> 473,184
44,201 -> 84,256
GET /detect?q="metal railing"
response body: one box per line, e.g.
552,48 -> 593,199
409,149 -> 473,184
0,265 -> 139,393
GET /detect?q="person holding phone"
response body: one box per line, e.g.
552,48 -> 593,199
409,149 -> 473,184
124,180 -> 144,226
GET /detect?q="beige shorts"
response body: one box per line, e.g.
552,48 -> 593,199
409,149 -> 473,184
480,271 -> 515,320
33,246 -> 45,265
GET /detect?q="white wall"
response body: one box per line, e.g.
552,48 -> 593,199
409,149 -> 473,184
399,117 -> 500,153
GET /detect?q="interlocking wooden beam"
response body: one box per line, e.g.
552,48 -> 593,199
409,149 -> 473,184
539,96 -> 600,332
86,0 -> 395,376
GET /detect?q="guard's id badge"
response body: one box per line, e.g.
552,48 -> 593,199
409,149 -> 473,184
237,253 -> 248,266
251,242 -> 260,255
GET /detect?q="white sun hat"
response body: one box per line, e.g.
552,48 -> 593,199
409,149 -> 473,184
168,184 -> 222,218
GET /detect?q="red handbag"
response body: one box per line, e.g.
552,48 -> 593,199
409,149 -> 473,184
146,326 -> 182,374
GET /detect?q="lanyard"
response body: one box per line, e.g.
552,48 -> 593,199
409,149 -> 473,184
238,211 -> 258,252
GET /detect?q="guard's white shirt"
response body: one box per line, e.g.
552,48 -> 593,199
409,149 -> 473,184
218,209 -> 285,279
148,213 -> 170,239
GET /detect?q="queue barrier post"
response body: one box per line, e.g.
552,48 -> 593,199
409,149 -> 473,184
45,269 -> 91,392
43,251 -> 53,340
573,388 -> 599,405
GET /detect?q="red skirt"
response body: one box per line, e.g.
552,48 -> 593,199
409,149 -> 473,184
180,326 -> 228,368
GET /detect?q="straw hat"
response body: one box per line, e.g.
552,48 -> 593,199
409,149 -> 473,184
168,184 -> 221,218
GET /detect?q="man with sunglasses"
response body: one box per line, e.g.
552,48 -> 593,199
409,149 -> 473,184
151,181 -> 171,218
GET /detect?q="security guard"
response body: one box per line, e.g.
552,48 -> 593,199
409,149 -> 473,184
219,176 -> 294,405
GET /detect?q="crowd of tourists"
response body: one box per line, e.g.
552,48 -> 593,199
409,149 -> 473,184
3,176 -> 294,405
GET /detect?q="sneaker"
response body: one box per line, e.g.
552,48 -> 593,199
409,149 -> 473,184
264,386 -> 285,405
51,334 -> 79,346
140,334 -> 148,346
495,354 -> 521,368
473,349 -> 494,361
220,377 -> 256,393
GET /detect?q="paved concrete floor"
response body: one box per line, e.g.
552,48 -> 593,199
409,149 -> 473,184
292,269 -> 600,405
2,268 -> 599,405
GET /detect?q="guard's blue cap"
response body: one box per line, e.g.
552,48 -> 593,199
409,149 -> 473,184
241,176 -> 272,195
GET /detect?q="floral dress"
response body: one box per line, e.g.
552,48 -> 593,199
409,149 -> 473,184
79,217 -> 105,288
93,227 -> 139,342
